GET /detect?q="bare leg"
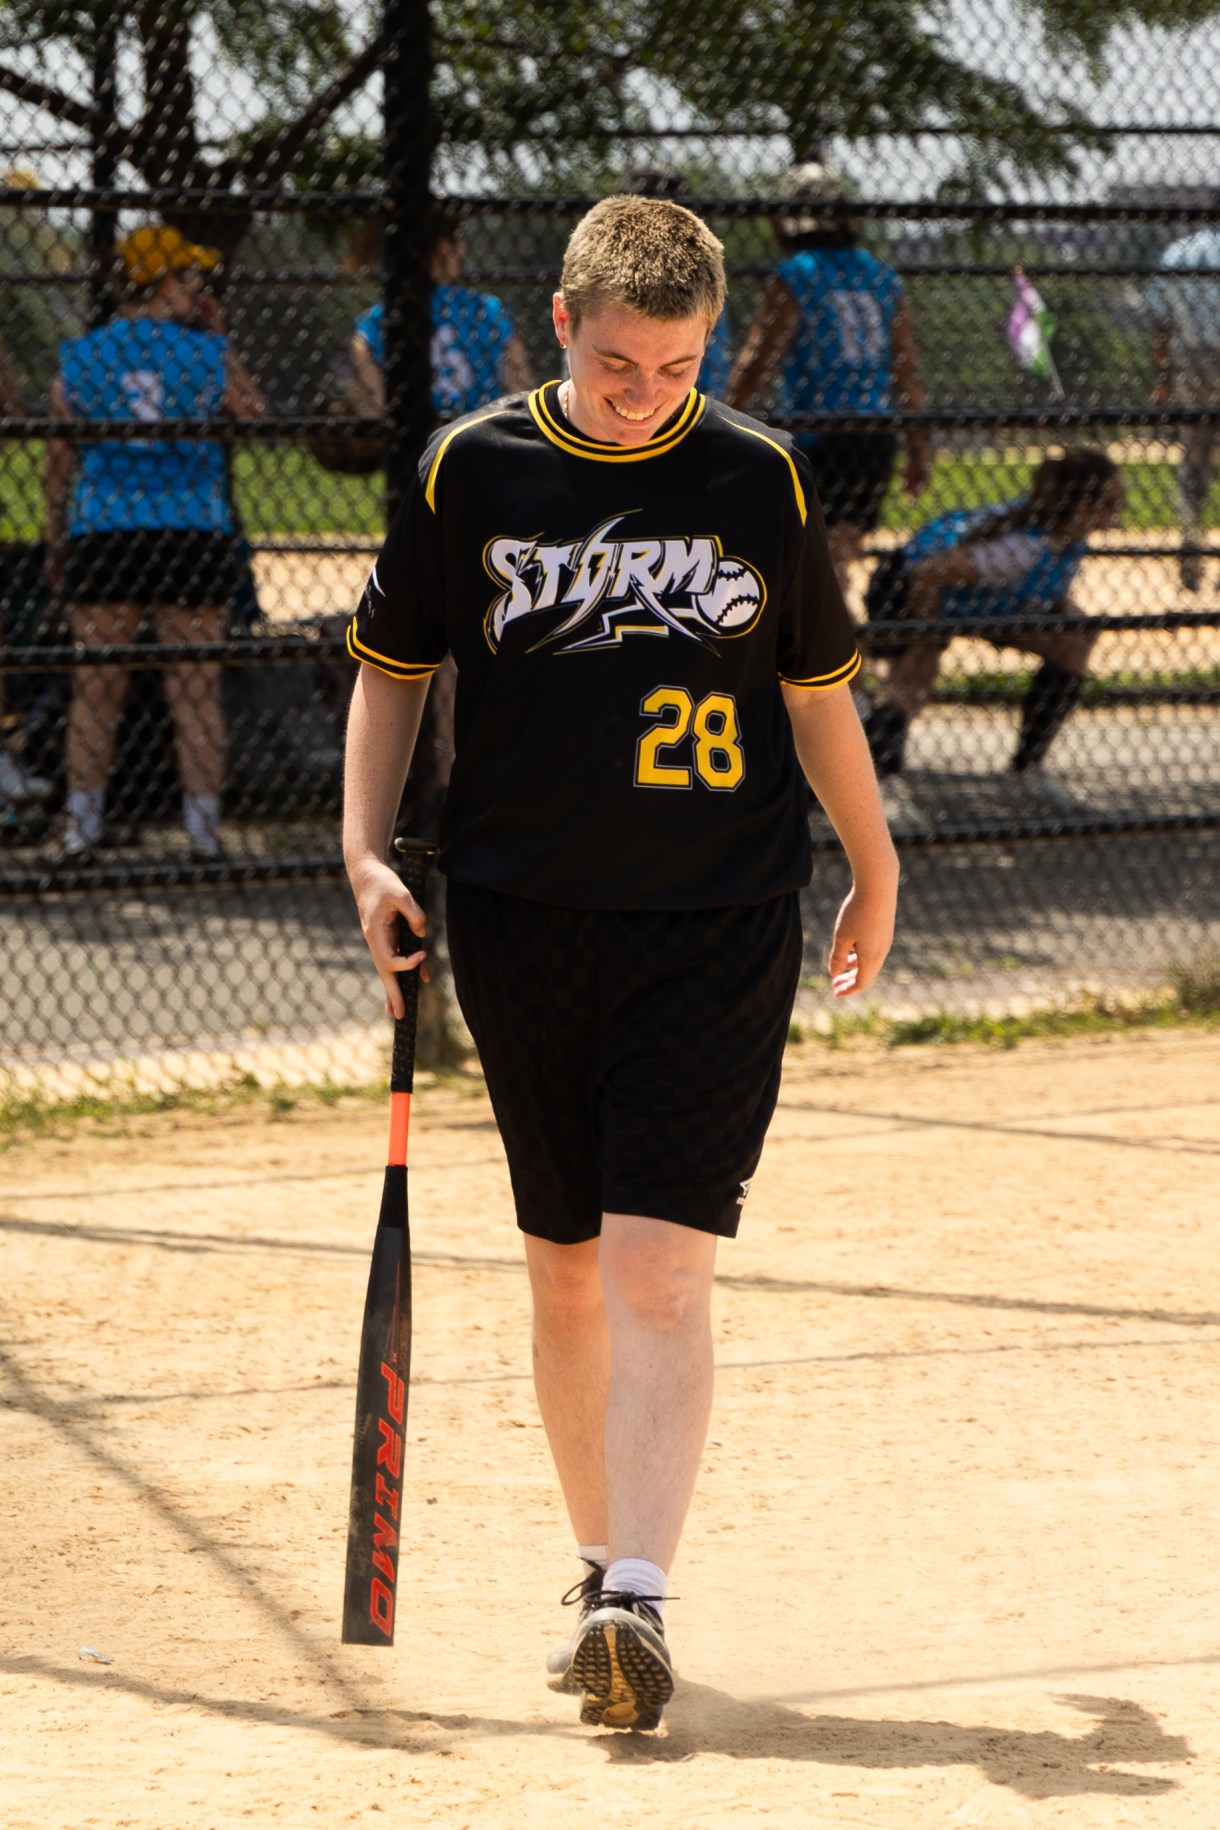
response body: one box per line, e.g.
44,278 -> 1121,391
157,604 -> 226,795
526,1218 -> 718,1569
1010,625 -> 1098,774
65,602 -> 141,792
872,640 -> 947,720
1178,423 -> 1217,588
1017,626 -> 1097,675
524,1234 -> 610,1547
599,1214 -> 717,1570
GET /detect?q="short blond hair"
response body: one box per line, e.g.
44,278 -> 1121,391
560,195 -> 726,330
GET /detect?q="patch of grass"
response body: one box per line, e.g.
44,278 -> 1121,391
6,974 -> 1215,1146
0,442 -> 389,543
789,980 -> 1219,1053
0,1072 -> 387,1149
1169,951 -> 1220,1018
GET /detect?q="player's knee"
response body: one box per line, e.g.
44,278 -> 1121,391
526,1236 -> 602,1317
1073,628 -> 1098,667
601,1229 -> 713,1332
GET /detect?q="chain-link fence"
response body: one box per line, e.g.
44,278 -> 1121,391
1,2 -> 1217,1099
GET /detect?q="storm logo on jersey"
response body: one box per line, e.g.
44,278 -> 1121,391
483,515 -> 766,655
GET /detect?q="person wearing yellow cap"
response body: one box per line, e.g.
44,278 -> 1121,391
45,223 -> 265,863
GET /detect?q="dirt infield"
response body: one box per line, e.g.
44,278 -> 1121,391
4,1030 -> 1219,1829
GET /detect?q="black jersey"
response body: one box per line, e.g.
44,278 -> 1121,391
348,382 -> 860,910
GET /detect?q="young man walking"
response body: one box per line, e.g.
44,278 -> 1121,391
344,195 -> 898,1732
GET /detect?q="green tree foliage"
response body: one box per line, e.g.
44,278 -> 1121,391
2,0 -> 1218,213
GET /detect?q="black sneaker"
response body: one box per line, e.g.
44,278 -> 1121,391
544,1565 -> 604,1694
570,1591 -> 673,1731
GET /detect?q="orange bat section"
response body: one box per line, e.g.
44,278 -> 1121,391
387,1091 -> 411,1166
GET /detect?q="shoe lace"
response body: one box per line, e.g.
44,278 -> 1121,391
596,1589 -> 671,1615
560,1569 -> 604,1609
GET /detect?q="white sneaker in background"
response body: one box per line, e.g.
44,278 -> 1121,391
187,823 -> 225,862
1009,766 -> 1086,814
56,820 -> 94,864
0,750 -> 52,804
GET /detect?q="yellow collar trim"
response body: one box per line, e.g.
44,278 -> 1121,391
529,381 -> 705,461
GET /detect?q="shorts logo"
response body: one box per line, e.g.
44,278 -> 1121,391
483,515 -> 766,654
736,1177 -> 753,1205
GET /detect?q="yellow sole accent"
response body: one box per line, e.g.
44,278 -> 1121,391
600,1625 -> 642,1728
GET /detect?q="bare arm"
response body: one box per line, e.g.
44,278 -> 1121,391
44,374 -> 76,588
501,331 -> 533,394
891,293 -> 930,498
343,663 -> 433,1016
724,276 -> 800,409
350,332 -> 386,414
193,294 -> 266,418
224,347 -> 266,419
783,682 -> 899,996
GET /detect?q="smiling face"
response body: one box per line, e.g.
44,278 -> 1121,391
553,294 -> 709,447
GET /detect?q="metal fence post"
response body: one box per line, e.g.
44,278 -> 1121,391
382,0 -> 434,514
88,9 -> 117,329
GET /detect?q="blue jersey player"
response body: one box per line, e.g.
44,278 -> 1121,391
862,449 -> 1125,822
726,162 -> 931,589
46,224 -> 265,864
350,207 -> 533,421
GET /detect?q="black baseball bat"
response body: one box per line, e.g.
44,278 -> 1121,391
342,836 -> 435,1645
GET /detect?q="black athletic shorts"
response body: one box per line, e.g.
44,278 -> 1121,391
62,530 -> 243,609
798,432 -> 899,532
446,880 -> 805,1245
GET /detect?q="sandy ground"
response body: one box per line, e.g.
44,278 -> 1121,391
3,1029 -> 1219,1829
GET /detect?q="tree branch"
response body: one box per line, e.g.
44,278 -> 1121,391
242,31 -> 386,183
0,58 -> 96,133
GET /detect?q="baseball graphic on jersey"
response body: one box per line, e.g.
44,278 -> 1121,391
694,558 -> 764,631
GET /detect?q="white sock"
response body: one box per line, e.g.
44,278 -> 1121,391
66,789 -> 104,842
604,1556 -> 668,1620
183,792 -> 221,842
577,1543 -> 608,1572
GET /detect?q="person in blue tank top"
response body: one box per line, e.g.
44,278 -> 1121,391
861,448 -> 1125,822
350,207 -> 532,421
45,224 -> 265,864
725,162 -> 930,588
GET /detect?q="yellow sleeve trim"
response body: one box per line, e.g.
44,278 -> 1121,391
347,621 -> 441,680
732,422 -> 808,523
424,404 -> 516,511
780,650 -> 861,691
